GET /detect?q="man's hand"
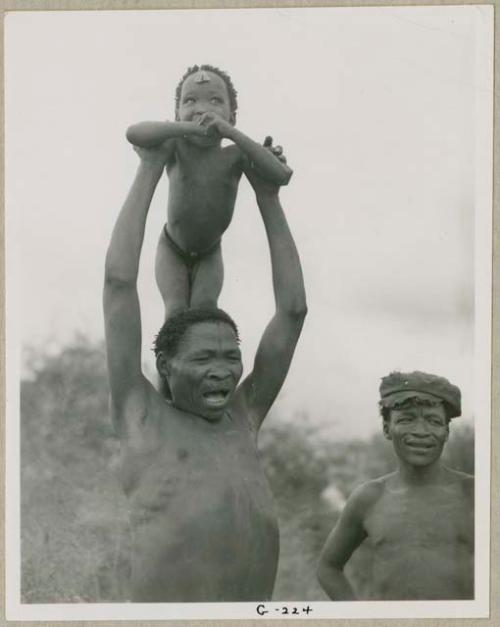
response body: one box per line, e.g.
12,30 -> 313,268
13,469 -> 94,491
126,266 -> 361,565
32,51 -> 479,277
133,141 -> 174,169
245,136 -> 288,196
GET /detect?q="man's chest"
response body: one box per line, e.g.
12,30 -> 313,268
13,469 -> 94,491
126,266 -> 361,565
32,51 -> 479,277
120,412 -> 272,518
365,489 -> 473,550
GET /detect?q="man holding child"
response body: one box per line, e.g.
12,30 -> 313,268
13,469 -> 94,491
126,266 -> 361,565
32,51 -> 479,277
103,137 -> 306,600
104,63 -> 474,603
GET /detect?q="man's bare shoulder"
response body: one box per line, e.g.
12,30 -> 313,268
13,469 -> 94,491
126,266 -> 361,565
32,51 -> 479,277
227,389 -> 258,436
346,473 -> 395,518
443,466 -> 474,499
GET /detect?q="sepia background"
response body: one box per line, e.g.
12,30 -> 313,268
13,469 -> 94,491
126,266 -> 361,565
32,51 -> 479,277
5,5 -> 488,604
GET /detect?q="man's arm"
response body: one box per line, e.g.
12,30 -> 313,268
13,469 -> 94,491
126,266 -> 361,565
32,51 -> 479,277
237,165 -> 306,432
126,121 -> 208,148
317,483 -> 378,600
103,146 -> 166,435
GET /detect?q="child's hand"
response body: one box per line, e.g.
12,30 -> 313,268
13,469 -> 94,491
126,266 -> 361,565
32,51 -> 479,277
197,112 -> 234,139
183,121 -> 211,138
246,136 -> 287,196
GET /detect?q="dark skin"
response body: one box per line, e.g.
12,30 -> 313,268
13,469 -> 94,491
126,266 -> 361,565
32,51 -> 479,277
103,141 -> 306,601
127,70 -> 293,317
317,402 -> 474,600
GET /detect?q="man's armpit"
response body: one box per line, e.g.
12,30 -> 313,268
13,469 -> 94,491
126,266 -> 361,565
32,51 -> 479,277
110,377 -> 151,432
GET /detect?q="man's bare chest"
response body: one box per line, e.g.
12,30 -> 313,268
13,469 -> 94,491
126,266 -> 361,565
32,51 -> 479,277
119,412 -> 273,524
365,488 -> 473,550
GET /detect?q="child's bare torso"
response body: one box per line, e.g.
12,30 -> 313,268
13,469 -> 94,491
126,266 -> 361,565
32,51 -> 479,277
118,393 -> 279,602
363,469 -> 474,600
166,139 -> 244,252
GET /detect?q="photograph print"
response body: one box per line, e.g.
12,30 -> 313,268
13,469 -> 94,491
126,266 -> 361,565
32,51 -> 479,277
4,4 -> 494,621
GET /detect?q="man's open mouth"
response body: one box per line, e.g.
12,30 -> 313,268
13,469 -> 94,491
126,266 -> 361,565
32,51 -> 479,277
202,390 -> 230,408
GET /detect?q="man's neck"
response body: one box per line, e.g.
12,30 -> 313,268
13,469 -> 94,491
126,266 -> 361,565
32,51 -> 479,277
398,460 -> 444,486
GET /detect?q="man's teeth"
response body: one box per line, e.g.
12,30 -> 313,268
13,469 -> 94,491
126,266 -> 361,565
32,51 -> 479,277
203,391 -> 228,406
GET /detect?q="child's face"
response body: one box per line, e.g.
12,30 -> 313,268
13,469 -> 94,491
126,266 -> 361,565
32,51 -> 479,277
384,403 -> 449,468
176,71 -> 233,124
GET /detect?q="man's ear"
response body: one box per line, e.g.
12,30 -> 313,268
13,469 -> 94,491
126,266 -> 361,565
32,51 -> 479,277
156,351 -> 170,379
229,112 -> 236,126
383,420 -> 392,440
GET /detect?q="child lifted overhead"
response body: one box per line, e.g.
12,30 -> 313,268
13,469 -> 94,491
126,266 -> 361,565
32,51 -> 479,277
318,371 -> 474,601
127,64 -> 292,318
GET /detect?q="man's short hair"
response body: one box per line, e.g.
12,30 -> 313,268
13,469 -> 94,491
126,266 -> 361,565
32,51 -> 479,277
153,307 -> 240,360
174,64 -> 238,121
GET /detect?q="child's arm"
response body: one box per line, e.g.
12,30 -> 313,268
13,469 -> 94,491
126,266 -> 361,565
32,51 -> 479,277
199,113 -> 293,185
317,483 -> 378,600
126,120 -> 208,148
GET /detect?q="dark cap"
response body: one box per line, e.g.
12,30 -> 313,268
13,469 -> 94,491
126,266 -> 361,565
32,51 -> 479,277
379,371 -> 461,418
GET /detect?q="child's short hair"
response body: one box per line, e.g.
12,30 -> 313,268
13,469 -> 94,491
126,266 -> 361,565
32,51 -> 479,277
175,64 -> 238,121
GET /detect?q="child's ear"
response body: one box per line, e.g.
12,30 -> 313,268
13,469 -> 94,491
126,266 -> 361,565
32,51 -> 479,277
156,351 -> 170,379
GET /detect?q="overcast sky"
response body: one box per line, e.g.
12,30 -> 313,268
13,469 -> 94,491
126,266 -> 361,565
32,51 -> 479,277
6,6 -> 492,438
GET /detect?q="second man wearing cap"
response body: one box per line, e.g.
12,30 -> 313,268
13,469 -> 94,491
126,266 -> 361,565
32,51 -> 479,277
317,371 -> 474,600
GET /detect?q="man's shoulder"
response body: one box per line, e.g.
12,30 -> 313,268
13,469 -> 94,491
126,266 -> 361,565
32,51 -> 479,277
227,390 -> 258,436
443,466 -> 474,498
346,474 -> 393,517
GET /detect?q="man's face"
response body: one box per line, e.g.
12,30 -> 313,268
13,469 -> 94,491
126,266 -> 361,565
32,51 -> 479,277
164,321 -> 243,422
384,403 -> 449,468
177,71 -> 233,126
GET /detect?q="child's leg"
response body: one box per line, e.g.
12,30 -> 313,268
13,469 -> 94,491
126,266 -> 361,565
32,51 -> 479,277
155,228 -> 190,319
190,243 -> 224,309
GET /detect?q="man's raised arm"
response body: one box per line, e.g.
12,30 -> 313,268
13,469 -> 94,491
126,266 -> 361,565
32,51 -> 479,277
103,146 -> 166,434
238,155 -> 307,431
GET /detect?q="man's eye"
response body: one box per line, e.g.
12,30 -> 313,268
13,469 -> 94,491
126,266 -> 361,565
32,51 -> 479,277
184,97 -> 195,104
211,97 -> 222,104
